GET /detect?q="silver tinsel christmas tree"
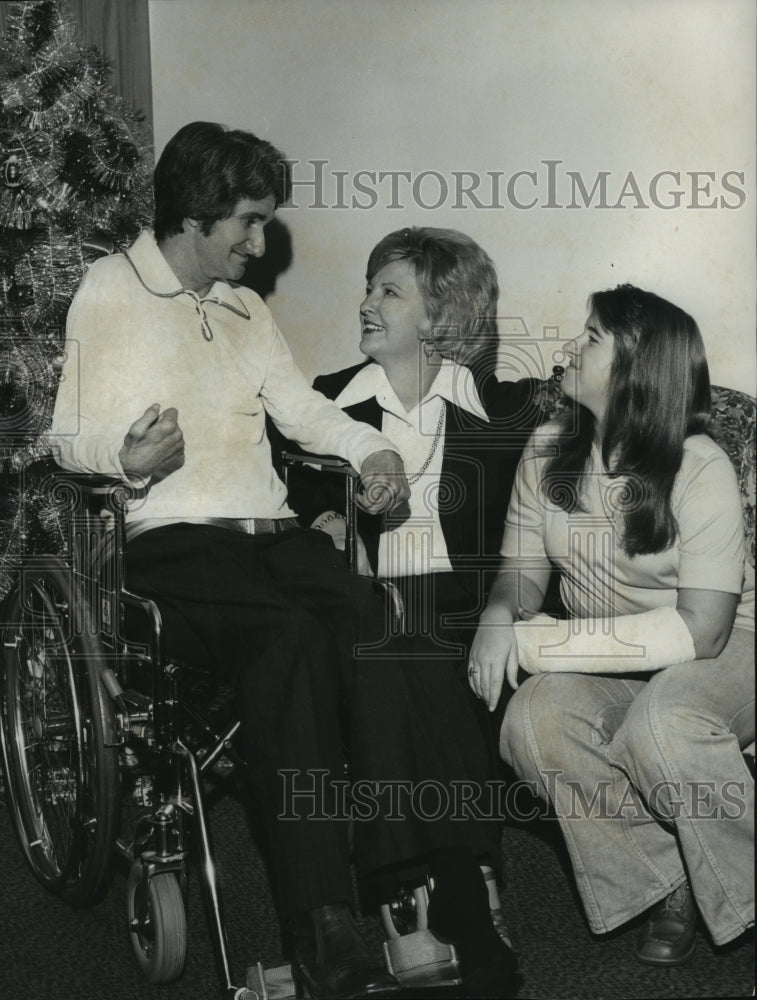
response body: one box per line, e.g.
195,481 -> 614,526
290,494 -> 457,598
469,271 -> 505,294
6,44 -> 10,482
0,0 -> 154,593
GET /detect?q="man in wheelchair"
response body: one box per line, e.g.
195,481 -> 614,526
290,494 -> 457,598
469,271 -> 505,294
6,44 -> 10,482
49,120 -> 413,999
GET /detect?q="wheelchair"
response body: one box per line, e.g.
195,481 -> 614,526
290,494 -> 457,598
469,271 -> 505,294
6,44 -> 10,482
0,453 -> 466,997
0,458 -> 283,998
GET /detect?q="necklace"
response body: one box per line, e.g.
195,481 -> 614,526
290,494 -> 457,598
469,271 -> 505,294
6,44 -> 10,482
406,401 -> 447,485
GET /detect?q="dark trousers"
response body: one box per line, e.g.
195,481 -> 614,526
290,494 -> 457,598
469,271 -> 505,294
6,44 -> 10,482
350,573 -> 502,901
126,525 -> 500,916
127,523 -> 377,916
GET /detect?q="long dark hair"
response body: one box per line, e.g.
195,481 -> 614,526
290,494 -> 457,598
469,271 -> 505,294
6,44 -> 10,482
544,284 -> 712,555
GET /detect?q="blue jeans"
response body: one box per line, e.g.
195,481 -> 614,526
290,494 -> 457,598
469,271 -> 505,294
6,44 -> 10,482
500,626 -> 754,945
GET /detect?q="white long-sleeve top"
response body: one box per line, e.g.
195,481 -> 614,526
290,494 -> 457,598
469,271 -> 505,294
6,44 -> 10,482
51,231 -> 395,525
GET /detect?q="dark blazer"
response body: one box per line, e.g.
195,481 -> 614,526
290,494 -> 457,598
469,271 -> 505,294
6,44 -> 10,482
281,361 -> 548,603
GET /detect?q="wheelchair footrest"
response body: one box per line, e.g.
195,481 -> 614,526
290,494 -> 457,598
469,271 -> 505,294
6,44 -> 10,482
383,929 -> 461,985
246,962 -> 296,999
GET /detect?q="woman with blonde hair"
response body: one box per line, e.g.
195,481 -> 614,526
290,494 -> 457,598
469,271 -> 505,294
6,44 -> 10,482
292,226 -> 548,995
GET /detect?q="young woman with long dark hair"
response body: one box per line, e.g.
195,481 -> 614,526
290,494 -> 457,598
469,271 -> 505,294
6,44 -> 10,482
469,283 -> 754,966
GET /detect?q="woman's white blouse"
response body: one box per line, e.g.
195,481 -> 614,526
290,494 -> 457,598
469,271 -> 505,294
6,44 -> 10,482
335,361 -> 488,578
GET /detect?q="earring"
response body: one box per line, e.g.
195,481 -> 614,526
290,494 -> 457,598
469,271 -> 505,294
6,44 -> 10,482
423,341 -> 436,359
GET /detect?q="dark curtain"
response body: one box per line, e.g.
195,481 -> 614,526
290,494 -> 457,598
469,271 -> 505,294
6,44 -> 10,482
0,0 -> 153,141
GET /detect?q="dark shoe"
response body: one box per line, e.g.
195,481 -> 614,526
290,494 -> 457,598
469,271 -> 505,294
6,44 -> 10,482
462,948 -> 521,998
427,890 -> 520,997
289,902 -> 400,999
635,881 -> 697,967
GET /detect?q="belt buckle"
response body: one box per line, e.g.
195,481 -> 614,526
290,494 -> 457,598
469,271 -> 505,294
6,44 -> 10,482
253,517 -> 298,535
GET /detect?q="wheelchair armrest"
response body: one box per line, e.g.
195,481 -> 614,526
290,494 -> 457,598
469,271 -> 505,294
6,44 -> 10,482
23,458 -> 147,501
280,451 -> 361,572
41,468 -> 147,519
50,469 -> 148,500
279,451 -> 357,477
280,452 -> 405,628
18,465 -> 145,576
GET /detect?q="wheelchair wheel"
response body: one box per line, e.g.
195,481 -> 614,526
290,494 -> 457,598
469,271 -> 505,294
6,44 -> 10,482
0,557 -> 119,906
127,862 -> 187,984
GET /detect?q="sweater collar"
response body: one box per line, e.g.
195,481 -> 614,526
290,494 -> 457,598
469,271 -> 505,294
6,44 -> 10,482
124,230 -> 251,320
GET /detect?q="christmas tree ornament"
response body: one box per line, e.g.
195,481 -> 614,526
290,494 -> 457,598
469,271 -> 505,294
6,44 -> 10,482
2,152 -> 22,187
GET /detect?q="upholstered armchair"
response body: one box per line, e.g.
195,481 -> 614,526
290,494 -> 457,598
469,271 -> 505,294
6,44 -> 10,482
708,385 -> 755,570
709,386 -> 756,762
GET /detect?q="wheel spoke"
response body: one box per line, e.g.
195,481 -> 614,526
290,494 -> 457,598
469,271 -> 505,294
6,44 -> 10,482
2,564 -> 118,902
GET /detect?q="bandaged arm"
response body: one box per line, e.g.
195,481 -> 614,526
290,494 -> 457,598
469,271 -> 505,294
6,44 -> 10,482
514,605 -> 697,674
514,576 -> 742,674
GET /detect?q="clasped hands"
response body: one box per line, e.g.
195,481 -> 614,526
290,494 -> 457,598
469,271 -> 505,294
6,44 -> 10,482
310,451 -> 409,575
356,448 -> 410,514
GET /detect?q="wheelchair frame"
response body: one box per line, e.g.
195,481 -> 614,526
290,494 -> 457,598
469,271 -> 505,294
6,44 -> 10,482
1,461 -> 313,997
0,454 -> 462,998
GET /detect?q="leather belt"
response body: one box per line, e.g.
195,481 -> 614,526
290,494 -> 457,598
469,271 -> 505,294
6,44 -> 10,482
194,516 -> 301,535
126,516 -> 301,542
248,517 -> 301,535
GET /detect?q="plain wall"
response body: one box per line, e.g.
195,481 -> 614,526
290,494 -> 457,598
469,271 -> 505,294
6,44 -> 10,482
148,0 -> 755,394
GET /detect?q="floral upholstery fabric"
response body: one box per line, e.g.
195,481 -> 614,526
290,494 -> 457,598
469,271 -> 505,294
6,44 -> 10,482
708,385 -> 755,568
533,375 -> 569,422
535,381 -> 756,567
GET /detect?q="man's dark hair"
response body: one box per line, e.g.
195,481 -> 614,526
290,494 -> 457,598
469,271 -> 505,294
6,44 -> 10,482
153,121 -> 291,241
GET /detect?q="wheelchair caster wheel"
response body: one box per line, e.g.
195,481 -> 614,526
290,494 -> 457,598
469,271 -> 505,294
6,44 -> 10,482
126,862 -> 187,983
380,884 -> 462,986
381,884 -> 429,938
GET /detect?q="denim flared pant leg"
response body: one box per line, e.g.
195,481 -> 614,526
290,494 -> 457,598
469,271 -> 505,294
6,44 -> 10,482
608,626 -> 754,945
500,626 -> 754,944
